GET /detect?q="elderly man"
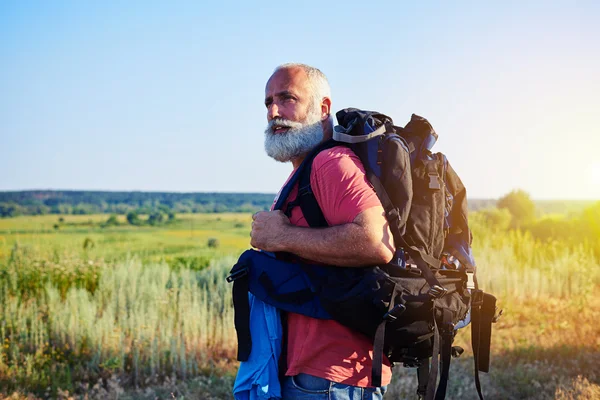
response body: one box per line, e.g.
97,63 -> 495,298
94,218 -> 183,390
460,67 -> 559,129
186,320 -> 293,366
250,63 -> 394,399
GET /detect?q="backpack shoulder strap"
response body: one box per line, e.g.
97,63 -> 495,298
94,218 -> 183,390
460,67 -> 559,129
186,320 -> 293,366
282,139 -> 340,228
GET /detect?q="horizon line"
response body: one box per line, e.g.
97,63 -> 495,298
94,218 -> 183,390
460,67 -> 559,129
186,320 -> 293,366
0,189 -> 598,202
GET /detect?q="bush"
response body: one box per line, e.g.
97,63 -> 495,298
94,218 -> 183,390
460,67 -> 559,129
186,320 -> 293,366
126,211 -> 141,225
497,189 -> 536,228
478,208 -> 512,231
147,212 -> 166,226
104,214 -> 119,227
207,238 -> 220,248
527,215 -> 573,242
83,237 -> 95,250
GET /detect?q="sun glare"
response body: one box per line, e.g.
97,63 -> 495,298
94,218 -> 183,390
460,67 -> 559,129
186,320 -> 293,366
590,161 -> 600,186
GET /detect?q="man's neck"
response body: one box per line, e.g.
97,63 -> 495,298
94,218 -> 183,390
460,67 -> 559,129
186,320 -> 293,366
291,156 -> 305,169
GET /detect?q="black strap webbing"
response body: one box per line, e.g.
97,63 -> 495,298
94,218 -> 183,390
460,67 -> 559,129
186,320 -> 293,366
277,139 -> 340,223
479,293 -> 497,373
278,311 -> 289,380
371,283 -> 400,387
417,360 -> 430,399
372,320 -> 386,388
292,142 -> 332,226
232,273 -> 251,361
434,309 -> 454,400
425,315 -> 441,400
471,290 -> 485,400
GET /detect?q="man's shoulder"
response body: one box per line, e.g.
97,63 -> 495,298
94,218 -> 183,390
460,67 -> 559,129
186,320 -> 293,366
312,145 -> 360,171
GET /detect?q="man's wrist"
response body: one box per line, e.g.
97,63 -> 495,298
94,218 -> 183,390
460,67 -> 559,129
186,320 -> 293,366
272,224 -> 295,253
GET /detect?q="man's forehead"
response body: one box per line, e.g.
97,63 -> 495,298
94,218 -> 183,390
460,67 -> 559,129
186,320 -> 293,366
265,67 -> 309,95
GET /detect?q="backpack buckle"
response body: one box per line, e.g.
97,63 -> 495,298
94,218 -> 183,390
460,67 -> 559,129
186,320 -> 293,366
226,265 -> 248,283
383,303 -> 406,321
428,285 -> 448,299
466,272 -> 476,290
428,173 -> 441,190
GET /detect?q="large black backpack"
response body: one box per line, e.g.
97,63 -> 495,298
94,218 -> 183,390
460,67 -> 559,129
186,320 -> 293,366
228,109 -> 501,400
278,109 -> 499,399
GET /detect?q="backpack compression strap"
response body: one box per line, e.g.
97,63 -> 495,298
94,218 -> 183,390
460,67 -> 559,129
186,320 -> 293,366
471,290 -> 499,400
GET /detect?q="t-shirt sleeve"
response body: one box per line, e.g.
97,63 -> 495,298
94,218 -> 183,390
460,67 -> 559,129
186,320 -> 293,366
310,147 -> 382,226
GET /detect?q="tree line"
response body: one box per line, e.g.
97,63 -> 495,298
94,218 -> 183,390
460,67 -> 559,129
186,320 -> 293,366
0,191 -> 275,217
482,189 -> 600,257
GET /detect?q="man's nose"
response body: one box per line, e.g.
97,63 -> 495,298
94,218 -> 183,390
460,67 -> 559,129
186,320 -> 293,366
267,103 -> 279,120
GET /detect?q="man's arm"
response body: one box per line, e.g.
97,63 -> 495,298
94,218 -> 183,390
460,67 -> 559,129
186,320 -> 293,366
250,206 -> 394,266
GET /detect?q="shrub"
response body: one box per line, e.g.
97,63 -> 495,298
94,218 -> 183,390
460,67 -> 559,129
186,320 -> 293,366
478,208 -> 512,231
527,215 -> 573,242
83,237 -> 95,250
147,212 -> 166,226
207,238 -> 220,248
126,211 -> 141,225
497,189 -> 536,228
104,214 -> 119,227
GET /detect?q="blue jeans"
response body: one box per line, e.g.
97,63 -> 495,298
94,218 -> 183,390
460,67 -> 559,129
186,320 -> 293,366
281,373 -> 387,400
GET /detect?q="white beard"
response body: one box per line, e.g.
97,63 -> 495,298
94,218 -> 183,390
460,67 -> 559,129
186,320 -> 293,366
264,117 -> 324,163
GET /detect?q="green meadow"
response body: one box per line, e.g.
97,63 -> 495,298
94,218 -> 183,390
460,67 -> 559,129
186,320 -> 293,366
1,208 -> 599,399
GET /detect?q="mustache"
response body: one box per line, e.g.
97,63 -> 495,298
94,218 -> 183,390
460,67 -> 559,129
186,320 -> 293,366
265,118 -> 304,134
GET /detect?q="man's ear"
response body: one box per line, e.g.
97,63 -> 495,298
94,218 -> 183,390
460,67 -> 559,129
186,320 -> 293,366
321,97 -> 332,121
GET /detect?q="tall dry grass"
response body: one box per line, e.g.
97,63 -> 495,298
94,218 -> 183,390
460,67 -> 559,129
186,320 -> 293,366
0,254 -> 237,396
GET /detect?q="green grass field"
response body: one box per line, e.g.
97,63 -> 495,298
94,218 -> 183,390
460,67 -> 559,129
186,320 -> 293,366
1,212 -> 599,399
0,213 -> 252,262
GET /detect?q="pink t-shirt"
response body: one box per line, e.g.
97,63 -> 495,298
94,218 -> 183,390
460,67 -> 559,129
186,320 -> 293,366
276,145 -> 392,388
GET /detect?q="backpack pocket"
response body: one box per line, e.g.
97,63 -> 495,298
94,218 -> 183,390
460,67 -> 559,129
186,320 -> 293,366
405,158 -> 446,258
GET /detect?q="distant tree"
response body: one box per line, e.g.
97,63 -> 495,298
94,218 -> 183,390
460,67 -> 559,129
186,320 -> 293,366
72,203 -> 97,215
497,189 -> 536,228
0,203 -> 24,218
29,204 -> 50,215
158,205 -> 171,214
126,211 -> 141,225
213,204 -> 228,213
207,238 -> 220,248
105,214 -> 119,227
147,211 -> 165,226
58,217 -> 65,223
168,211 -> 176,221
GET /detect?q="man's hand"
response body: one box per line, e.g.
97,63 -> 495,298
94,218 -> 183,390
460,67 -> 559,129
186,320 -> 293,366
250,210 -> 291,252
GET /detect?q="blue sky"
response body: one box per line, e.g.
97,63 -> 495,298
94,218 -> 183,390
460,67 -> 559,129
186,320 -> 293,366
1,1 -> 599,199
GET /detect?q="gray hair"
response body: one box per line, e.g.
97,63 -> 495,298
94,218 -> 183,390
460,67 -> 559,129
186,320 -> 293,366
273,63 -> 332,108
